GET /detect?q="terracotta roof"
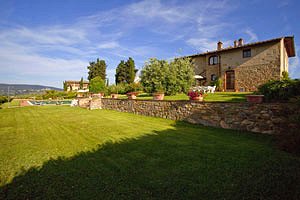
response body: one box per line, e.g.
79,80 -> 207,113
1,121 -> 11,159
188,36 -> 295,58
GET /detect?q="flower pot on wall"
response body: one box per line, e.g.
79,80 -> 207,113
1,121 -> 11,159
92,93 -> 104,98
246,95 -> 264,103
153,93 -> 164,100
126,92 -> 138,100
189,96 -> 203,101
111,94 -> 118,99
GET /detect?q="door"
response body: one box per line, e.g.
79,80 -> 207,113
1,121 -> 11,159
225,70 -> 235,90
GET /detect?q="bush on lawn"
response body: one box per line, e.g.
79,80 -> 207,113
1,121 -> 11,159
257,79 -> 300,102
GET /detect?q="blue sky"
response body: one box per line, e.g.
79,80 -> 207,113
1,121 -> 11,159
0,0 -> 299,88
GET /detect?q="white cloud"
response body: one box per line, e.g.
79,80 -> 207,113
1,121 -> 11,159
244,28 -> 258,42
3,0 -> 297,86
97,41 -> 120,49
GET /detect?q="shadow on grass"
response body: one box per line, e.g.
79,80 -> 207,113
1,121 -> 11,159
1,121 -> 300,200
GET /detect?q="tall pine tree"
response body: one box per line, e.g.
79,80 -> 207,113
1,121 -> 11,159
115,57 -> 138,84
126,57 -> 137,84
115,60 -> 127,84
87,58 -> 106,81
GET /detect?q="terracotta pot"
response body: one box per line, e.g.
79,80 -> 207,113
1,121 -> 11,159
111,94 -> 118,99
189,96 -> 203,101
153,93 -> 164,100
246,95 -> 264,103
92,93 -> 104,98
127,94 -> 137,99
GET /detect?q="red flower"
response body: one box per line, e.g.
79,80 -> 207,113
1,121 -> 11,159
187,90 -> 203,98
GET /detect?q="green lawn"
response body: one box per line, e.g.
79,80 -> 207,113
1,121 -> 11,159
0,99 -> 20,108
0,106 -> 299,199
106,92 -> 251,102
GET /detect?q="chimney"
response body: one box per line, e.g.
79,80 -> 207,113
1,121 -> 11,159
217,41 -> 223,50
234,40 -> 238,47
238,38 -> 244,46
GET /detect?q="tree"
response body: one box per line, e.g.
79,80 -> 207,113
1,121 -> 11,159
89,76 -> 106,93
63,81 -> 68,91
167,57 -> 194,94
79,77 -> 84,89
125,57 -> 137,84
115,60 -> 127,84
140,58 -> 169,94
87,58 -> 107,81
115,57 -> 138,85
140,57 -> 195,95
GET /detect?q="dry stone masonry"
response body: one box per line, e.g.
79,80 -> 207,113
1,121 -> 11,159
80,98 -> 300,135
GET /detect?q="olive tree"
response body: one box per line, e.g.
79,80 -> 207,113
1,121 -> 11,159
140,57 -> 195,95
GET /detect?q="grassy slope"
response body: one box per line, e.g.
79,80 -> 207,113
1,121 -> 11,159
0,106 -> 299,199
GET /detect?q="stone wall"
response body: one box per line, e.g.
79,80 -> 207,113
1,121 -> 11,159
78,98 -> 91,108
101,98 -> 299,135
89,98 -> 102,110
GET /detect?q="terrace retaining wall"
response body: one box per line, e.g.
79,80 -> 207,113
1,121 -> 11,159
99,99 -> 299,135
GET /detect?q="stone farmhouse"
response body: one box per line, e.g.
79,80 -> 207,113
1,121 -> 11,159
65,80 -> 89,91
189,36 -> 295,91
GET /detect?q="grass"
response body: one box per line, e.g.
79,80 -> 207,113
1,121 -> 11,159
105,92 -> 251,102
0,99 -> 20,108
0,106 -> 300,199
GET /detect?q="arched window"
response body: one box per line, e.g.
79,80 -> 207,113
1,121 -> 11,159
209,55 -> 218,65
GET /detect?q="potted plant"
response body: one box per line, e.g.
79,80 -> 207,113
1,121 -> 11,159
187,90 -> 204,101
246,94 -> 264,103
152,85 -> 165,100
109,85 -> 119,99
126,83 -> 142,100
126,91 -> 139,99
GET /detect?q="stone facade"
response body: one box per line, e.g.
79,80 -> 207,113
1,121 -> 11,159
191,37 -> 295,92
65,80 -> 89,92
98,98 -> 299,135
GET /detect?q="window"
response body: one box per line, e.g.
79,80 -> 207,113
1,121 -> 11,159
209,55 -> 218,65
211,74 -> 217,81
243,49 -> 251,58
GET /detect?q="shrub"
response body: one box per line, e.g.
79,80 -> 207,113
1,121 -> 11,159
89,76 -> 106,93
0,96 -> 8,104
125,83 -> 143,93
257,79 -> 300,102
210,77 -> 223,91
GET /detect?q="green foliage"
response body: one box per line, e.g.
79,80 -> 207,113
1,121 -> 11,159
87,58 -> 107,81
126,57 -> 137,84
115,57 -> 138,84
115,60 -> 126,84
167,58 -> 195,95
0,96 -> 9,104
125,82 -> 143,93
141,58 -> 169,93
89,76 -> 106,93
41,90 -> 76,100
79,77 -> 84,89
140,57 -> 194,95
258,79 -> 300,102
63,81 -> 67,91
211,77 -> 223,91
282,71 -> 290,80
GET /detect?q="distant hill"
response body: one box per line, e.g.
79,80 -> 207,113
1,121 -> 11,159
0,83 -> 62,96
